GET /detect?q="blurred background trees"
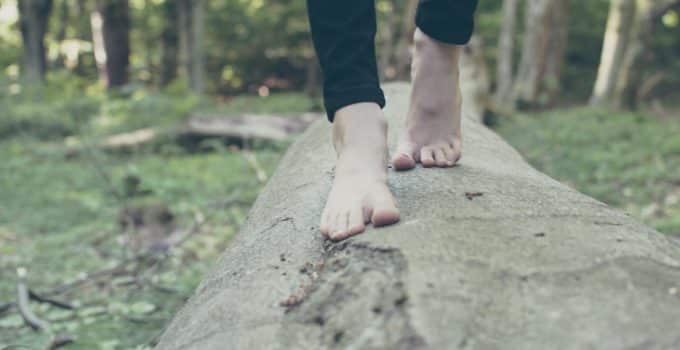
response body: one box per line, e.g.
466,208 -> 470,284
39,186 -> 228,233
3,0 -> 678,108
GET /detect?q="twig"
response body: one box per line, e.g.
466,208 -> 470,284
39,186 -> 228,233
16,268 -> 49,331
29,290 -> 75,310
42,264 -> 130,297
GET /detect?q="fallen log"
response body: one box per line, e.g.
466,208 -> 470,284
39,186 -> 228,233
155,83 -> 680,350
67,113 -> 320,154
184,113 -> 318,142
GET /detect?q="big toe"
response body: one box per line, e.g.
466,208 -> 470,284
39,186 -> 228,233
392,152 -> 416,171
370,190 -> 400,227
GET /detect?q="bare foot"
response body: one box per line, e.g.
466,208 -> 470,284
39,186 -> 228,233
320,103 -> 400,241
392,28 -> 463,170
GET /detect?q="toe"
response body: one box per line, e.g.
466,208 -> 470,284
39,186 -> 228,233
319,209 -> 331,236
442,145 -> 457,166
347,206 -> 366,238
330,212 -> 349,241
420,147 -> 436,167
433,148 -> 448,167
392,152 -> 416,171
362,206 -> 373,224
450,141 -> 462,163
371,189 -> 400,227
392,142 -> 417,171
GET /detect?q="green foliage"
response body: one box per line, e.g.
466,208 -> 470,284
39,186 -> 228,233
0,90 -> 315,349
496,107 -> 680,235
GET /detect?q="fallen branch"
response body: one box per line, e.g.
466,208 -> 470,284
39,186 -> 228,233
28,290 -> 75,310
185,113 -> 318,142
16,268 -> 49,331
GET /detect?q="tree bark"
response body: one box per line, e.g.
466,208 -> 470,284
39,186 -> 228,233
160,0 -> 179,87
511,0 -> 556,108
94,0 -> 130,88
178,0 -> 205,94
590,0 -> 636,107
17,0 -> 53,83
494,0 -> 518,104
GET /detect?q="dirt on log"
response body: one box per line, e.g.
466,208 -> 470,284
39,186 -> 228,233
155,83 -> 680,350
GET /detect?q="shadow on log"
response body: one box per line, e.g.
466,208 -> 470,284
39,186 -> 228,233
155,83 -> 680,350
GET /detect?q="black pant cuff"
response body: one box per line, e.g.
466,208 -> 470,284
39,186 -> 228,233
415,13 -> 474,45
323,86 -> 386,122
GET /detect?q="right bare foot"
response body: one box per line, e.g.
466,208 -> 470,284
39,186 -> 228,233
392,29 -> 463,170
320,103 -> 400,241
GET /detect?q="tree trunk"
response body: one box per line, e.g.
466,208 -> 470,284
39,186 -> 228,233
17,0 -> 53,83
613,0 -> 655,109
590,0 -> 636,107
160,0 -> 179,87
90,8 -> 107,84
378,2 -> 400,80
178,0 -> 205,94
543,0 -> 569,105
94,0 -> 130,88
494,0 -> 518,104
460,35 -> 490,123
511,0 -> 555,108
53,0 -> 68,69
394,0 -> 419,80
590,0 -> 677,108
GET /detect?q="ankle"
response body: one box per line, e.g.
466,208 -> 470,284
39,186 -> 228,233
333,102 -> 387,148
414,29 -> 461,54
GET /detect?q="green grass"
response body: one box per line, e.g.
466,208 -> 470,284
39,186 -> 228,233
495,107 -> 680,235
0,88 -> 316,349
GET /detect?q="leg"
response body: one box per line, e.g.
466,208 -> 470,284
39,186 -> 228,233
307,0 -> 399,240
392,0 -> 479,170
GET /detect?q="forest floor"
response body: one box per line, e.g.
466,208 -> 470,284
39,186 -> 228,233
0,90 -> 678,349
495,107 -> 680,235
0,89 -> 315,349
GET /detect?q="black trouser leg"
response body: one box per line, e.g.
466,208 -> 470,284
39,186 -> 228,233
416,0 -> 479,45
306,0 -> 384,122
307,0 -> 478,122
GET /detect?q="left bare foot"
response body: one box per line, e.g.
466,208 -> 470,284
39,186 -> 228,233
320,103 -> 400,241
392,28 -> 463,170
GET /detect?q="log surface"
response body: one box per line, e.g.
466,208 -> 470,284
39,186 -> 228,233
156,83 -> 680,350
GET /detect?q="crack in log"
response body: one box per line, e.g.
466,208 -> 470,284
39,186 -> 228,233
280,241 -> 426,349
